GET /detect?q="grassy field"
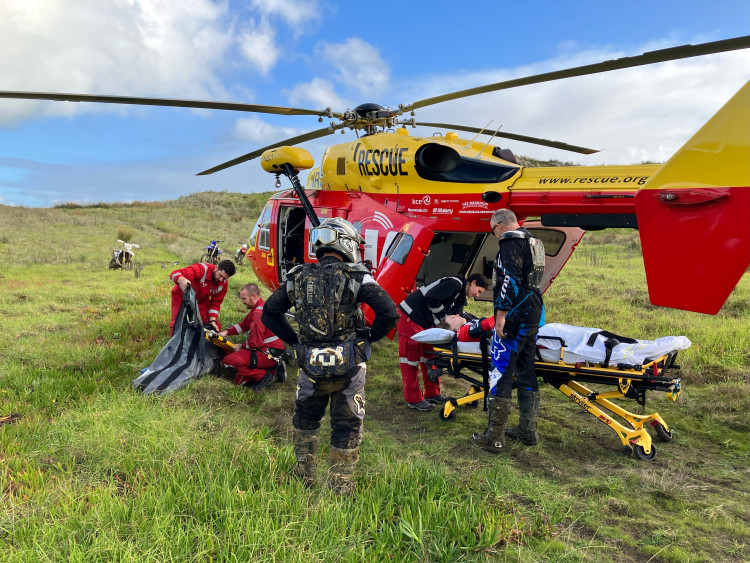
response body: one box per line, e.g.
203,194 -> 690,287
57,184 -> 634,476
1,192 -> 748,562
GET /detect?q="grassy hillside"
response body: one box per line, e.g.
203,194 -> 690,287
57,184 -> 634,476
1,192 -> 748,562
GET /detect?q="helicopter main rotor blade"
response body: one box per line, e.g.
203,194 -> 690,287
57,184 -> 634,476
196,125 -> 341,176
405,35 -> 750,112
0,91 -> 340,118
413,121 -> 599,155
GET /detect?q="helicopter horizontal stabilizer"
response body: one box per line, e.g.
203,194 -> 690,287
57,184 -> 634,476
635,80 -> 750,314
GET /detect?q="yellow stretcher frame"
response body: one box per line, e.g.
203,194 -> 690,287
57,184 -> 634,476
428,336 -> 681,461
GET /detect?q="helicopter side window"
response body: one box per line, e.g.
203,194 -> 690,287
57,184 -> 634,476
526,228 -> 567,257
384,232 -> 414,265
256,203 -> 272,250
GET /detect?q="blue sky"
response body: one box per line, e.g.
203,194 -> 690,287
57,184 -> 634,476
1,0 -> 749,207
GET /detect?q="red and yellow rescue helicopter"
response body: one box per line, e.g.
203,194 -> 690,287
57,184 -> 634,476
2,36 -> 750,315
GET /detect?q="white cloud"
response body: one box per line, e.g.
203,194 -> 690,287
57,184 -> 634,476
238,24 -> 280,76
248,0 -> 322,32
0,0 -> 236,124
233,116 -> 300,142
317,38 -> 390,95
284,78 -> 348,111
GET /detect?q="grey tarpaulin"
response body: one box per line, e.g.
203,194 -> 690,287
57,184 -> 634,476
133,286 -> 221,395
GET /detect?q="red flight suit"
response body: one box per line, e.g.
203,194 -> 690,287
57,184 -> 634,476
221,298 -> 284,385
169,262 -> 228,335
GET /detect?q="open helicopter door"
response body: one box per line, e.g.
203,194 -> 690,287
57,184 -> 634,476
526,222 -> 585,294
277,204 -> 307,284
372,221 -> 435,308
635,80 -> 750,314
422,221 -> 585,304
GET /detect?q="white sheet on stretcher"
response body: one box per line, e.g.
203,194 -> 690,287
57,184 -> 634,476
411,323 -> 691,367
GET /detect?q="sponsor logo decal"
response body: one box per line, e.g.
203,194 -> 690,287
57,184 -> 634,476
462,200 -> 488,209
411,195 -> 432,206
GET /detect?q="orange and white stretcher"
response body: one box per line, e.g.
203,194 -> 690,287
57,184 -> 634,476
424,326 -> 685,461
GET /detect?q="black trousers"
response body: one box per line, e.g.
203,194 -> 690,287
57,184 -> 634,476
293,365 -> 366,449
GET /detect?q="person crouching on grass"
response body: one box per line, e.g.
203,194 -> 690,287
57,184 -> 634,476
219,283 -> 285,391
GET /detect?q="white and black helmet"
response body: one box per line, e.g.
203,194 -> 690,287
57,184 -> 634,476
310,217 -> 364,263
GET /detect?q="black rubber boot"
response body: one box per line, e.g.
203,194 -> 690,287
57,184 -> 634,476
471,396 -> 512,453
505,390 -> 539,445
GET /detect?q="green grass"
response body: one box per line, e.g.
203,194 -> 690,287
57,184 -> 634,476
1,195 -> 749,562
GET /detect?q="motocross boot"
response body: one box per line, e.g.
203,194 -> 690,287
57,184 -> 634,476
327,446 -> 359,495
471,396 -> 512,453
505,390 -> 540,446
291,428 -> 320,488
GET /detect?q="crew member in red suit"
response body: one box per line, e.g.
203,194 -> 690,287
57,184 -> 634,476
169,259 -> 236,336
397,273 -> 489,412
219,283 -> 285,390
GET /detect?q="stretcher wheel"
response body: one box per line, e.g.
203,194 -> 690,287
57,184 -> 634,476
465,387 -> 481,408
633,444 -> 657,461
653,422 -> 673,442
438,409 -> 457,422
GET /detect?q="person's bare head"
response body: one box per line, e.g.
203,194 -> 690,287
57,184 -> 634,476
238,283 -> 261,309
213,259 -> 236,283
489,209 -> 520,238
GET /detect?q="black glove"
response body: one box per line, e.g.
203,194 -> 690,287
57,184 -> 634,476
467,319 -> 484,339
503,317 -> 520,339
356,328 -> 372,341
283,346 -> 299,364
269,346 -> 298,364
427,363 -> 441,383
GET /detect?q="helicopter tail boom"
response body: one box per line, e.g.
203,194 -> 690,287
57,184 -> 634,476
635,79 -> 750,314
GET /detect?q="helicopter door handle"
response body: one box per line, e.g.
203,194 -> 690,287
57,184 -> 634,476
656,189 -> 728,206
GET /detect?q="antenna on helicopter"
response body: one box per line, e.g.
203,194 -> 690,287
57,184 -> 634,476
476,124 -> 503,158
465,120 -> 493,148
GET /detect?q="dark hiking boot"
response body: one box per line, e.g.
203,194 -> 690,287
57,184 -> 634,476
426,394 -> 451,404
408,400 -> 434,412
248,370 -> 275,393
220,364 -> 238,380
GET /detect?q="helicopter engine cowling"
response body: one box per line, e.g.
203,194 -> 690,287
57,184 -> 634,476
414,143 -> 519,184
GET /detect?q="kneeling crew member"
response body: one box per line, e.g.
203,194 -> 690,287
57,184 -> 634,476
219,283 -> 285,390
262,218 -> 398,495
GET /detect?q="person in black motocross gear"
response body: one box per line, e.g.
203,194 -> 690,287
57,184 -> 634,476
262,218 -> 398,494
472,208 -> 546,453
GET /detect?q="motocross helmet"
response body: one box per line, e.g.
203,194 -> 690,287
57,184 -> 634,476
310,217 -> 364,263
